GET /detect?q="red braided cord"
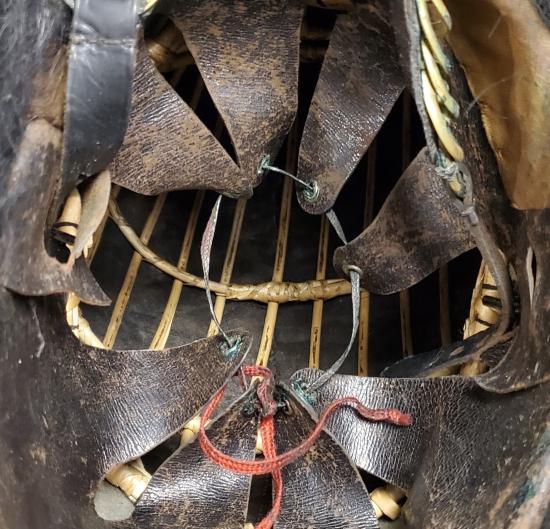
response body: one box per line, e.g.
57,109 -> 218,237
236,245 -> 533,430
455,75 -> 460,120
199,367 -> 412,475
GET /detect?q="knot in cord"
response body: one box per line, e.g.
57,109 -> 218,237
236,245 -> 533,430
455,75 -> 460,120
199,365 -> 412,529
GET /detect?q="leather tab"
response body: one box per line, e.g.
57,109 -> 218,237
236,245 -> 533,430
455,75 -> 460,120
333,148 -> 473,294
291,369 -> 550,529
0,120 -> 109,305
277,385 -> 379,529
130,391 -> 258,529
297,0 -> 404,214
0,292 -> 250,529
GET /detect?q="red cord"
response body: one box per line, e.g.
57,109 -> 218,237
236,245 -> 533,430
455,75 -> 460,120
199,366 -> 412,529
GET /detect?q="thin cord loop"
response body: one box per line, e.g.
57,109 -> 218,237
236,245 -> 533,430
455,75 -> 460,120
200,195 -> 233,346
259,158 -> 317,195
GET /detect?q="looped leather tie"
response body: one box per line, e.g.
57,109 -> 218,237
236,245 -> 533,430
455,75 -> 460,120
199,365 -> 412,529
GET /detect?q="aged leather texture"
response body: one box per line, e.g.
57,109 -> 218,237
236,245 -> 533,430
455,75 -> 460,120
127,391 -> 258,529
291,369 -> 550,529
333,148 -> 473,293
0,120 -> 109,305
447,0 -> 550,209
0,289 -> 251,529
297,0 -> 404,214
62,0 -> 138,196
277,387 -> 379,529
112,0 -> 303,198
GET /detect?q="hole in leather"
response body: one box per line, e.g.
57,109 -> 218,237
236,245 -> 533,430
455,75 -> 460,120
145,16 -> 239,165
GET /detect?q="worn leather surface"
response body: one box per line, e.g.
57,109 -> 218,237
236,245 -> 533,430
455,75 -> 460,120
277,387 -> 379,529
0,120 -> 109,305
333,148 -> 473,293
0,289 -> 251,529
292,369 -> 550,529
112,0 -> 302,197
62,0 -> 137,196
111,44 -> 246,196
297,1 -> 403,214
446,0 -> 550,209
127,391 -> 257,529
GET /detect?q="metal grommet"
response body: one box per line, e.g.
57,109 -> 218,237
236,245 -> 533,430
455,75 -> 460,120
219,335 -> 242,360
301,180 -> 319,202
257,154 -> 271,177
342,264 -> 363,279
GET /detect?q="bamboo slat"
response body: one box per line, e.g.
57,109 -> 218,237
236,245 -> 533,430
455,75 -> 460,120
358,140 -> 377,376
149,191 -> 205,349
256,126 -> 297,367
103,194 -> 167,348
309,215 -> 330,369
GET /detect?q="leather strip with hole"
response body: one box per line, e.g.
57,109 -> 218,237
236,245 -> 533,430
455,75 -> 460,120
0,120 -> 109,305
169,0 -> 303,187
0,290 -> 250,529
333,147 -> 473,294
62,0 -> 138,196
291,369 -> 550,529
297,0 -> 404,214
128,390 -> 257,529
277,386 -> 379,529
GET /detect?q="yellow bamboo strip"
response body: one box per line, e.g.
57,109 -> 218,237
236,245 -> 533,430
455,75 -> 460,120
256,128 -> 297,367
256,176 -> 293,367
149,191 -> 205,349
400,92 -> 414,357
207,198 -> 247,336
87,185 -> 121,264
103,194 -> 167,348
309,215 -> 330,369
358,140 -> 377,376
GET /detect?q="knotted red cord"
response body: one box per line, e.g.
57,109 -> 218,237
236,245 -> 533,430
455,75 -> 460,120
199,366 -> 412,529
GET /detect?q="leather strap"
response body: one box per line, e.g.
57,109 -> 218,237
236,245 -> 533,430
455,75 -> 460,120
62,0 -> 138,196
